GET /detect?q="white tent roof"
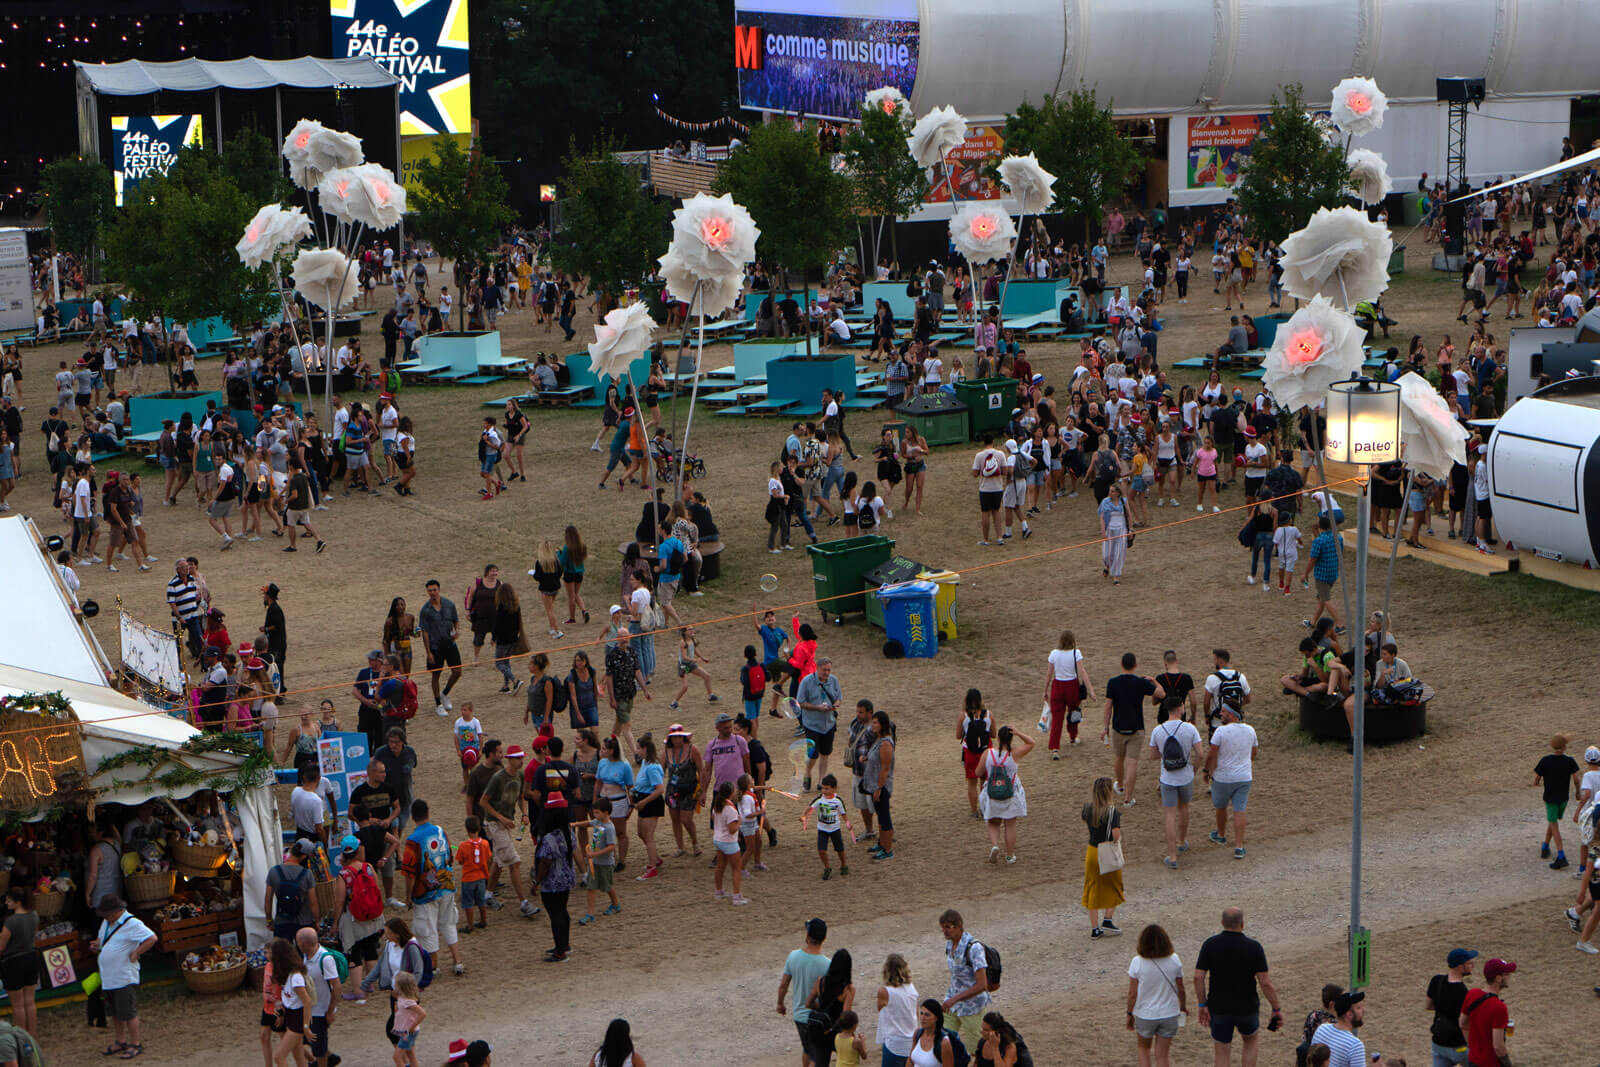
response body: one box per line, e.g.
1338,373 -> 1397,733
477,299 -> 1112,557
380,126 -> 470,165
75,57 -> 397,96
0,516 -> 107,687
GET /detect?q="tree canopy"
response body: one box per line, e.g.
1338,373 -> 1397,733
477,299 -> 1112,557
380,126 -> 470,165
841,104 -> 927,267
408,137 -> 513,326
1234,84 -> 1350,242
38,156 -> 114,264
998,88 -> 1142,242
548,137 -> 668,311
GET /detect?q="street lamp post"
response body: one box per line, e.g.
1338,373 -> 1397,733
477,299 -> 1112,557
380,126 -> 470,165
1323,375 -> 1401,990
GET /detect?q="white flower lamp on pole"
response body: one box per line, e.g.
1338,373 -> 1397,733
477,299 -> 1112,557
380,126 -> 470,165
1324,373 -> 1399,992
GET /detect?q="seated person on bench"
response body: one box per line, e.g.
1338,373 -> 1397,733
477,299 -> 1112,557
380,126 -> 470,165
66,308 -> 91,333
822,309 -> 852,348
1215,315 -> 1249,363
1353,298 -> 1396,339
1281,635 -> 1351,699
1342,641 -> 1412,733
528,353 -> 559,392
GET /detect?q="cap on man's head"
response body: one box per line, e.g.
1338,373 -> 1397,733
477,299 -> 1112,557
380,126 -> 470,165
293,838 -> 319,858
261,583 -> 280,598
504,746 -> 526,760
714,712 -> 734,724
529,735 -> 550,751
1447,948 -> 1479,968
368,649 -> 384,661
1586,746 -> 1600,765
1332,991 -> 1365,1015
1483,958 -> 1517,980
608,604 -> 624,616
447,1039 -> 470,1063
805,917 -> 828,943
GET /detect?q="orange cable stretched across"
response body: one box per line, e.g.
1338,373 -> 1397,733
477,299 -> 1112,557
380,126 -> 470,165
9,477 -> 1364,740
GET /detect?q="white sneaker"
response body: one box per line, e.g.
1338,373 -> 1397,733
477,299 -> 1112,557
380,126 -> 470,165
144,555 -> 158,562
1260,580 -> 1269,592
106,564 -> 119,572
443,695 -> 454,712
1578,941 -> 1599,954
1212,506 -> 1221,513
386,897 -> 406,909
1169,498 -> 1180,506
1245,575 -> 1254,585
90,555 -> 104,563
435,703 -> 448,717
1196,505 -> 1204,512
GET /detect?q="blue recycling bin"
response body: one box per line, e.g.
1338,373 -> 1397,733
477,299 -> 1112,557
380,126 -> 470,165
877,581 -> 939,658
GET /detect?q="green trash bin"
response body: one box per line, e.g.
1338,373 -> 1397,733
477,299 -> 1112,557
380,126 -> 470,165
897,393 -> 969,446
861,555 -> 925,630
952,378 -> 1019,439
807,535 -> 895,624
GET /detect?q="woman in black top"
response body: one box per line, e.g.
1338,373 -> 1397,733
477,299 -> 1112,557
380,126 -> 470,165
805,949 -> 855,1066
912,297 -> 934,345
0,886 -> 39,1034
870,299 -> 896,362
503,399 -> 529,483
977,1011 -> 1034,1067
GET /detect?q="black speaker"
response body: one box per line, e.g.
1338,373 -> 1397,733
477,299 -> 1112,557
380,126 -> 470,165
1436,77 -> 1486,104
1443,199 -> 1466,255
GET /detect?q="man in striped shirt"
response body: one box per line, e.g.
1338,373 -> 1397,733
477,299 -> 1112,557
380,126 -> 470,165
1310,990 -> 1367,1067
166,559 -> 203,657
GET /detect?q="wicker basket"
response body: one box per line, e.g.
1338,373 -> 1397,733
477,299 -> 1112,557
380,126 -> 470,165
171,841 -> 229,878
125,871 -> 175,909
33,892 -> 65,920
182,960 -> 247,995
312,878 -> 340,916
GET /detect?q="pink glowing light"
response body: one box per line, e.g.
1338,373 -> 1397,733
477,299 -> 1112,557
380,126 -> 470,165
1286,328 -> 1324,365
969,215 -> 998,241
699,215 -> 731,250
295,131 -> 311,149
372,181 -> 390,205
1345,91 -> 1371,116
881,99 -> 896,114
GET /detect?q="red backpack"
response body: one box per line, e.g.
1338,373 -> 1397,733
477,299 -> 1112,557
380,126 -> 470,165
341,862 -> 384,922
396,678 -> 419,720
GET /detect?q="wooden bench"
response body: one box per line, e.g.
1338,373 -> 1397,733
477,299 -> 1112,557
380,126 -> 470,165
398,363 -> 451,383
527,386 -> 593,406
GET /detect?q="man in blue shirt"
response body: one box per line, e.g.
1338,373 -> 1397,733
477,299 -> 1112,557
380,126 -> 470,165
352,650 -> 385,755
755,611 -> 787,715
1301,515 -> 1344,633
654,532 -> 686,627
796,658 -> 842,790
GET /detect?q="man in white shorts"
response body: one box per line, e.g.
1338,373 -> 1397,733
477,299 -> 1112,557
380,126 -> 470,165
399,798 -> 465,976
1149,712 -> 1203,869
1204,706 -> 1258,860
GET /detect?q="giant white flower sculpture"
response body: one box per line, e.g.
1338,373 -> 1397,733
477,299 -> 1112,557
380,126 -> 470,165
1261,295 -> 1367,412
656,193 -> 760,318
998,154 -> 1057,215
864,87 -> 910,123
588,302 -> 657,382
949,203 -> 1017,265
1395,371 -> 1469,478
1330,77 -> 1387,138
1346,148 -> 1392,206
1279,206 -> 1392,307
282,119 -> 364,190
318,163 -> 407,230
907,106 -> 967,168
236,204 -> 312,270
291,249 -> 361,312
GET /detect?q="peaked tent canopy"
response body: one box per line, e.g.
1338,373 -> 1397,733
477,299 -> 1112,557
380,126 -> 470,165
74,57 -> 398,96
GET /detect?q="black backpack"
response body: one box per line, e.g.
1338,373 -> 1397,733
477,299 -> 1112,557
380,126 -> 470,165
965,939 -> 1002,991
963,713 -> 991,754
1213,670 -> 1245,714
665,545 -> 686,574
547,675 -> 569,715
1159,723 -> 1189,772
272,864 -> 308,921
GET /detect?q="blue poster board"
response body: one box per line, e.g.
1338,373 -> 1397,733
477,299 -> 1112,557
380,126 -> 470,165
318,731 -> 371,837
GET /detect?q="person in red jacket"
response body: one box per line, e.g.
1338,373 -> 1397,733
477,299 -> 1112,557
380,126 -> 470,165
1460,958 -> 1514,1067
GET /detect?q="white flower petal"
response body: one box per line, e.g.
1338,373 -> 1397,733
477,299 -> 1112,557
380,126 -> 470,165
1330,77 -> 1387,138
588,302 -> 658,381
1396,371 -> 1469,478
998,154 -> 1057,215
318,163 -> 406,231
657,193 -> 759,317
1279,206 -> 1392,307
291,249 -> 361,311
948,203 -> 1016,264
907,106 -> 967,168
236,204 -> 311,270
1262,295 -> 1367,412
1346,148 -> 1392,206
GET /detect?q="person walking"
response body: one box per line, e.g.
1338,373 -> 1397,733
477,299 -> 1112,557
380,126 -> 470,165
797,658 -> 843,790
958,689 -> 995,817
295,926 -> 342,1067
937,910 -> 991,1050
1082,777 -> 1125,940
1460,959 -> 1514,1067
863,709 -> 897,862
972,435 -> 1008,546
490,582 -> 528,694
1149,710 -> 1203,869
1102,653 -> 1164,805
1204,705 -> 1258,859
1424,948 -> 1476,1067
533,810 -> 578,962
1099,482 -> 1132,583
1043,632 -> 1091,754
419,579 -> 462,715
398,799 -> 463,976
978,726 -> 1033,865
1194,906 -> 1283,1067
1128,923 -> 1187,1067
777,918 -> 832,1067
1301,516 -> 1344,631
876,953 -> 920,1067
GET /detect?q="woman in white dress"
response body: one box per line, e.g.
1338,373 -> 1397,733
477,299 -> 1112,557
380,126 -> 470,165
978,725 -> 1034,865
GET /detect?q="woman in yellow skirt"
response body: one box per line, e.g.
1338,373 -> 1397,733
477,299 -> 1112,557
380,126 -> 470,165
1082,775 -> 1125,939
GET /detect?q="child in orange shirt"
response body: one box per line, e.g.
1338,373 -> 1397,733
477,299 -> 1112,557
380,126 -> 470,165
455,816 -> 491,931
258,957 -> 283,1067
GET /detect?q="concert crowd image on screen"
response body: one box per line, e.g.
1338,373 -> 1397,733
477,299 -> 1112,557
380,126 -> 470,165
735,10 -> 918,121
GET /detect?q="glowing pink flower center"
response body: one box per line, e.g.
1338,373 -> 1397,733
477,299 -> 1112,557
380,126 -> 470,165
246,225 -> 261,242
881,99 -> 896,114
295,131 -> 311,149
372,181 -> 390,205
596,326 -> 615,344
335,180 -> 350,198
1345,91 -> 1371,115
969,215 -> 997,241
1286,328 -> 1324,365
699,216 -> 731,250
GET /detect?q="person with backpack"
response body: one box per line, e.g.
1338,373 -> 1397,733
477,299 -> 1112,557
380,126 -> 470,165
1203,650 -> 1252,737
399,799 -> 464,978
938,910 -> 992,1050
912,996 -> 966,1067
957,689 -> 995,818
1149,709 -> 1203,870
1460,959 -> 1515,1067
294,927 -> 343,1067
0,1016 -> 41,1067
661,725 -> 704,858
333,835 -> 386,1000
802,949 -> 855,1064
266,840 -> 321,941
978,727 -> 1033,865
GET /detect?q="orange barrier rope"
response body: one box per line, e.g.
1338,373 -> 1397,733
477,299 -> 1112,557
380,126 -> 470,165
16,476 -> 1366,740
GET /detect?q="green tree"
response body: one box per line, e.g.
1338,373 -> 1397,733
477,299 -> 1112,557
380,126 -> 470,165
1234,84 -> 1350,243
409,137 -> 513,329
103,148 -> 277,389
548,137 -> 668,314
218,128 -> 293,206
840,104 -> 927,269
713,120 -> 855,354
38,156 -> 115,270
998,88 -> 1142,244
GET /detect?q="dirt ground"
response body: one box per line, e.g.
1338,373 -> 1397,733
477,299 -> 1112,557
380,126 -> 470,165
11,240 -> 1600,1066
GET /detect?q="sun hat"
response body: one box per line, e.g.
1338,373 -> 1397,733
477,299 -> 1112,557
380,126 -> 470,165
666,723 -> 692,739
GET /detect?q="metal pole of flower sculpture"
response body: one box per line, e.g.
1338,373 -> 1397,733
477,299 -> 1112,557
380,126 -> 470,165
236,204 -> 315,415
908,106 -> 968,324
995,154 -> 1056,329
948,204 -> 1017,353
658,194 -> 760,501
1380,373 -> 1469,624
316,162 -> 407,416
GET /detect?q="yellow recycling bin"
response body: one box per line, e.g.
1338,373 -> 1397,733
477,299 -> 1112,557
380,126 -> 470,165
917,569 -> 960,641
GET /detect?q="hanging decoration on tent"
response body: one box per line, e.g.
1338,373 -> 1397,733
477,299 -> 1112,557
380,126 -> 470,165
290,249 -> 361,312
907,105 -> 967,168
1278,205 -> 1392,308
1330,76 -> 1388,137
0,693 -> 88,810
235,204 -> 312,271
948,203 -> 1017,264
998,154 -> 1057,215
1261,295 -> 1367,412
1394,371 -> 1470,478
588,303 -> 657,382
657,193 -> 760,318
864,86 -> 911,121
1345,148 -> 1392,206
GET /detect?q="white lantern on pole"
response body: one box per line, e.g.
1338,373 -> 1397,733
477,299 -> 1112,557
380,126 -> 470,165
1324,377 -> 1400,466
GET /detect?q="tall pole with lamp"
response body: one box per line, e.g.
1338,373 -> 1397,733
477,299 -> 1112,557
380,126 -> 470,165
1322,374 -> 1400,991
